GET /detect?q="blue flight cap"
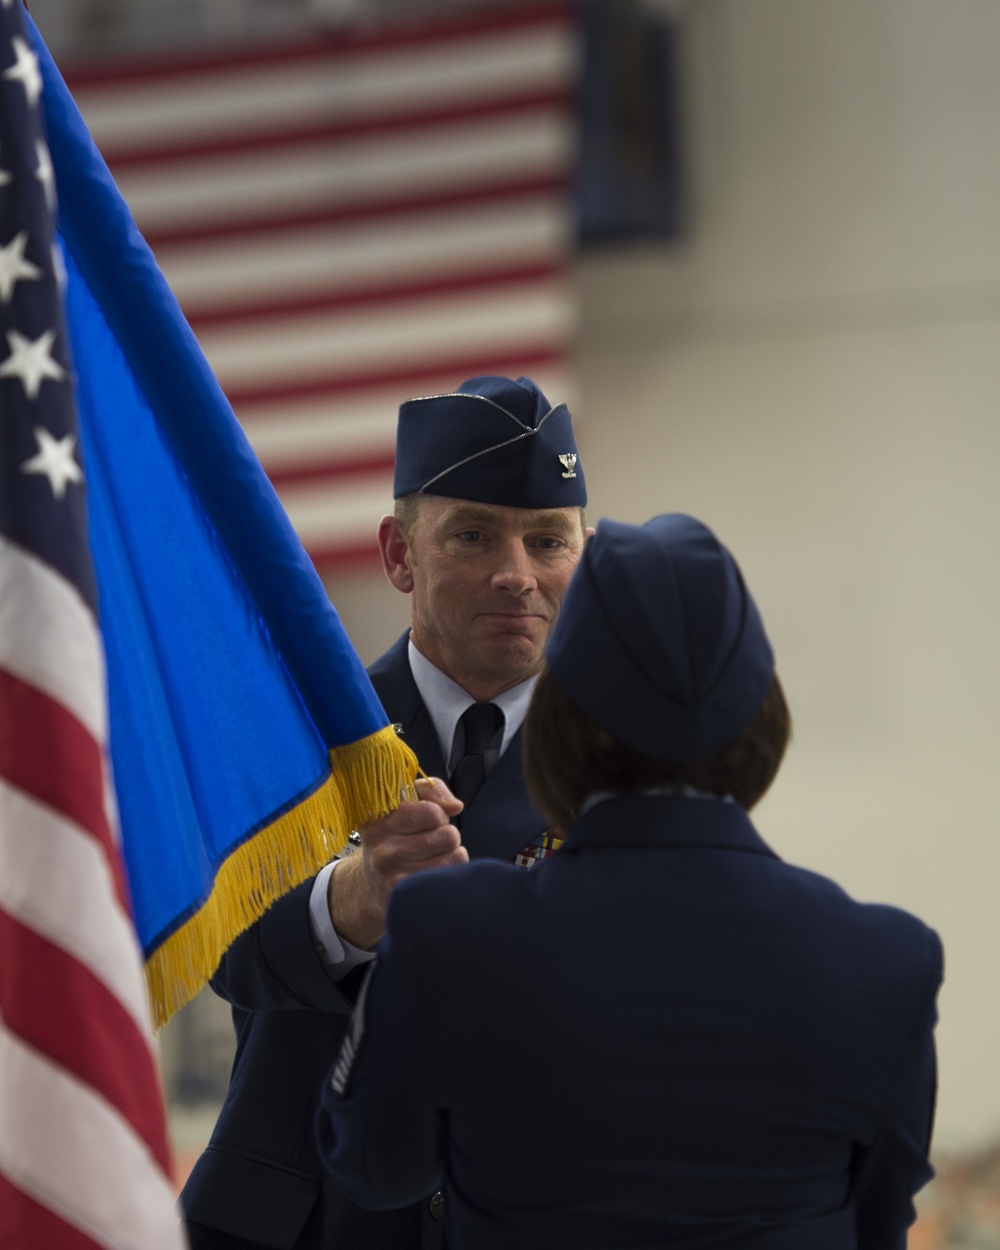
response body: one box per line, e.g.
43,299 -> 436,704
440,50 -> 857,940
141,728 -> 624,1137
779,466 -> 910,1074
393,375 -> 587,508
545,514 -> 774,761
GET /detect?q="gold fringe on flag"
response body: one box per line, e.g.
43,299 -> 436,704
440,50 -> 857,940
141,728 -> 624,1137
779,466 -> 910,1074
144,724 -> 420,1029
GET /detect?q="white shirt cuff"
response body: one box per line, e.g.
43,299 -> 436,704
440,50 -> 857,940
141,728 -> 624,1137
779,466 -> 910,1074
308,860 -> 377,980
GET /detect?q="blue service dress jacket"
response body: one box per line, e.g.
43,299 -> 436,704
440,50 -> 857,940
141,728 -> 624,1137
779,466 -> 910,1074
318,792 -> 943,1250
180,633 -> 552,1249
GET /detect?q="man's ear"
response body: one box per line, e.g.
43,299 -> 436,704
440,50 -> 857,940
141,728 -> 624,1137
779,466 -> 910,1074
377,514 -> 415,593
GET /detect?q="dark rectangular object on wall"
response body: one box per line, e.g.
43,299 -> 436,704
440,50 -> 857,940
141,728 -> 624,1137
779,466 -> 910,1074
577,0 -> 684,244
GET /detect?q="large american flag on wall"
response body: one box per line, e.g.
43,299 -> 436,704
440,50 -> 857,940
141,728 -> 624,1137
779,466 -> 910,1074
61,2 -> 579,573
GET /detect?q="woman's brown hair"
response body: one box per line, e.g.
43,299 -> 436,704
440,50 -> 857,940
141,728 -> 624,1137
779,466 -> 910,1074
524,669 -> 791,834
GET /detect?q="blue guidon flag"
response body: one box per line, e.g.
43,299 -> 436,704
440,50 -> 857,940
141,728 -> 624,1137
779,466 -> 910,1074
5,2 -> 420,1041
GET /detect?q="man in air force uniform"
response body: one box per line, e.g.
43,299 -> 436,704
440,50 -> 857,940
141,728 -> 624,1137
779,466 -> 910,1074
181,375 -> 591,1250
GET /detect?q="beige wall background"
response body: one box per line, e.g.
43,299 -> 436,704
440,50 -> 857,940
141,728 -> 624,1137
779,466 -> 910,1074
326,0 -> 1000,1156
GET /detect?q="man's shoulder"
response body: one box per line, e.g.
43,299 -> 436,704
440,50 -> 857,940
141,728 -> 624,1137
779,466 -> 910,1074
366,631 -> 411,683
366,632 -> 416,713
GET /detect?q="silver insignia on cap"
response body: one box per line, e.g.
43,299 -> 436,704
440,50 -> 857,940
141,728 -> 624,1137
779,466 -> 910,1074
559,453 -> 578,479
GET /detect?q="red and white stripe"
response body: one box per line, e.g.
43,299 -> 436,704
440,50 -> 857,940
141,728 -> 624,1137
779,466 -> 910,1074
63,3 -> 580,573
0,534 -> 184,1249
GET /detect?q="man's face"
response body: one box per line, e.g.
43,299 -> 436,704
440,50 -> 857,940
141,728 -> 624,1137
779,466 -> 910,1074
380,496 -> 589,701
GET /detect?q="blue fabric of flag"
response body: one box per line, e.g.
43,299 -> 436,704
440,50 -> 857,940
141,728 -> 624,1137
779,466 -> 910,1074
62,244 -> 331,954
23,10 -> 415,1021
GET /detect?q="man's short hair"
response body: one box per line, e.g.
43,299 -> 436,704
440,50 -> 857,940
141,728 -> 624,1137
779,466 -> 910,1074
524,669 -> 792,833
393,492 -> 422,539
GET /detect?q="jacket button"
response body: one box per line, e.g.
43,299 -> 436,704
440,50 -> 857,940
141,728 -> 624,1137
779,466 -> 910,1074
428,1190 -> 444,1220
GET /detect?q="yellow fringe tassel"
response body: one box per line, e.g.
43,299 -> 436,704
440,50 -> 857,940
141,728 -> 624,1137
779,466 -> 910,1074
144,724 -> 420,1030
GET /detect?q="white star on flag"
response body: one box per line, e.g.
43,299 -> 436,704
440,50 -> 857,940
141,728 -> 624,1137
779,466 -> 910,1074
34,138 -> 56,210
3,35 -> 43,108
0,327 -> 66,398
20,425 -> 84,498
0,230 -> 42,302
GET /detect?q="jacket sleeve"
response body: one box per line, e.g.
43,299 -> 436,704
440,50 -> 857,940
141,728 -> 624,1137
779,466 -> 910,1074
316,914 -> 444,1209
209,877 -> 359,1015
852,928 -> 943,1250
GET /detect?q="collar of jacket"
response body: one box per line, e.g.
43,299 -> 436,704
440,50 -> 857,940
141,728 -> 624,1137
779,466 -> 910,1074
366,632 -> 549,860
367,632 -> 446,774
562,793 -> 780,859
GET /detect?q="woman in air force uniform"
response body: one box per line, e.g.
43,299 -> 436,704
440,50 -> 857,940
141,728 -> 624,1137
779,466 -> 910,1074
317,512 -> 943,1250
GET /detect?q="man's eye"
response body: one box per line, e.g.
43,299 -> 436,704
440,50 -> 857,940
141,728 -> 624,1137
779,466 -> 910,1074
536,536 -> 565,550
456,530 -> 483,542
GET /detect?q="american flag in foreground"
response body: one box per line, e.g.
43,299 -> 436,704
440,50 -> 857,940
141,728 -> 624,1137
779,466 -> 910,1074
63,1 -> 579,572
0,4 -> 184,1245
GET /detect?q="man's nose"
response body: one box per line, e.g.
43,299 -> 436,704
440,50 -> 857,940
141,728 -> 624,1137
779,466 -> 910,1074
491,542 -> 537,595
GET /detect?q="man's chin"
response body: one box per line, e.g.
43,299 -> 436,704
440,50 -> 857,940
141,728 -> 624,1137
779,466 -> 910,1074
473,633 -> 544,682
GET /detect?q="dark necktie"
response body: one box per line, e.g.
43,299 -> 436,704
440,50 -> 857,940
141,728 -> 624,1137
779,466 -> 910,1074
450,702 -> 503,821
